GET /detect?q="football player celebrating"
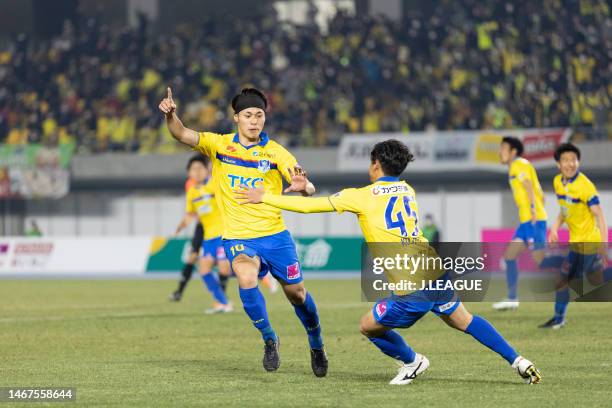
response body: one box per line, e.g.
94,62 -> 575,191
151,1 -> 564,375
237,139 -> 542,385
159,87 -> 327,377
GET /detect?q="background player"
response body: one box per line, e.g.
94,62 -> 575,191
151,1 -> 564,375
174,154 -> 232,314
543,143 -> 610,329
171,156 -> 277,302
236,139 -> 542,385
494,136 -> 548,311
169,163 -> 205,302
159,87 -> 328,377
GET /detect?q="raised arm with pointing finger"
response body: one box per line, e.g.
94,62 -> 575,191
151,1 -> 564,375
159,87 -> 199,147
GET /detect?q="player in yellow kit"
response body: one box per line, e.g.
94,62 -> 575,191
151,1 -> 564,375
169,174 -> 204,302
541,143 -> 609,329
494,137 -> 548,311
236,140 -> 541,385
159,87 -> 327,377
172,154 -> 233,314
170,156 -> 278,303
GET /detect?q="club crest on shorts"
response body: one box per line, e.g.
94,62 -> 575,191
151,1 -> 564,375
375,300 -> 388,317
257,159 -> 271,174
287,262 -> 301,280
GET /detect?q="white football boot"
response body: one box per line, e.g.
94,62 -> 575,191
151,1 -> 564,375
205,302 -> 233,315
512,356 -> 542,384
492,299 -> 520,311
389,353 -> 430,385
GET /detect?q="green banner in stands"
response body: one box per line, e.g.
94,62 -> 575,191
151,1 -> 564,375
145,237 -> 362,273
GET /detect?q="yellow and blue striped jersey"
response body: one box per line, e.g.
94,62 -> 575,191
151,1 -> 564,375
261,176 -> 444,295
329,176 -> 441,295
185,177 -> 223,240
329,176 -> 427,244
194,132 -> 298,239
508,157 -> 547,223
554,172 -> 601,243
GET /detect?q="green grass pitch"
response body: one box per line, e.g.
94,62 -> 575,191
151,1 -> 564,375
1,279 -> 611,407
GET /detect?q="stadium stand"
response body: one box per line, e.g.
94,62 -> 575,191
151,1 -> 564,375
0,0 -> 609,151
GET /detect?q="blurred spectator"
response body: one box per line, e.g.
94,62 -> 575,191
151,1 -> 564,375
422,214 -> 441,244
0,0 -> 610,151
25,219 -> 43,237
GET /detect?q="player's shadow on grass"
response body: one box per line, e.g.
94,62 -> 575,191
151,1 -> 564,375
332,370 -> 519,386
140,359 -> 328,378
137,361 -> 521,386
423,375 -> 519,386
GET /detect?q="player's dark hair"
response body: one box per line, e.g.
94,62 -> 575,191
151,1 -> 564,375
370,139 -> 414,177
186,154 -> 209,170
501,136 -> 524,156
231,88 -> 268,113
554,143 -> 581,162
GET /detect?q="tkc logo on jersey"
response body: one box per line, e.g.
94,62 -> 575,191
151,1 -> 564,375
227,174 -> 264,188
257,160 -> 271,174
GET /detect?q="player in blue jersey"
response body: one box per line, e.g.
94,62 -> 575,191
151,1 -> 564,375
160,87 -> 327,376
237,140 -> 542,385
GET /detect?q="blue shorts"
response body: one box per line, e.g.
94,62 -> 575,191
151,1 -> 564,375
513,221 -> 547,249
372,281 -> 461,329
223,230 -> 302,284
561,251 -> 604,280
201,236 -> 226,261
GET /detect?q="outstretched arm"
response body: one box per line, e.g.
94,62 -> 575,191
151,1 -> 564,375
235,187 -> 334,213
159,87 -> 199,147
264,194 -> 334,213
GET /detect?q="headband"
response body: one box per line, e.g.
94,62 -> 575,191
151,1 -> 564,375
233,93 -> 266,114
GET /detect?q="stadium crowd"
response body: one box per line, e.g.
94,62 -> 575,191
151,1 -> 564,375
0,0 -> 610,151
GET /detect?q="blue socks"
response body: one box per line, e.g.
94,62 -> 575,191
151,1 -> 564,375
239,288 -> 323,347
202,273 -> 228,304
554,288 -> 570,321
465,316 -> 518,365
368,330 -> 416,364
292,292 -> 323,349
505,259 -> 518,300
239,287 -> 277,342
549,265 -> 612,323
